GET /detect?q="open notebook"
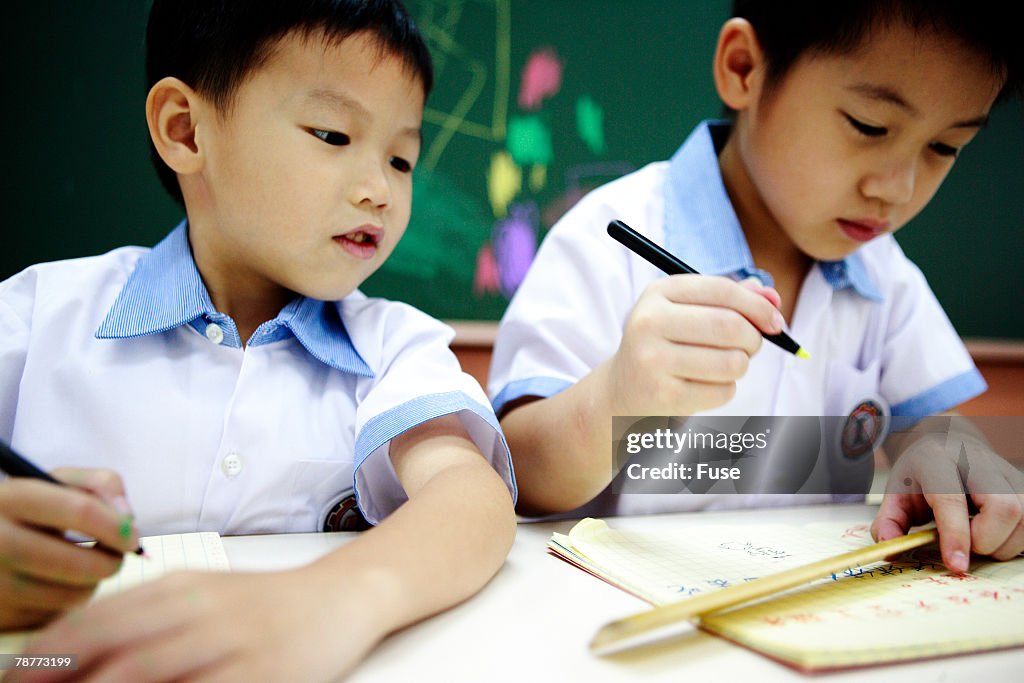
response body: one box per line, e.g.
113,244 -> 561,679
550,518 -> 1024,671
0,532 -> 229,654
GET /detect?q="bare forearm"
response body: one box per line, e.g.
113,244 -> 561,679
302,460 -> 515,642
11,441 -> 515,683
501,360 -> 618,515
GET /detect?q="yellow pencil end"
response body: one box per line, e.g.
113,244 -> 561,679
795,348 -> 810,360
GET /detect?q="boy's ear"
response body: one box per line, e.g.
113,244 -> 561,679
713,18 -> 765,112
146,77 -> 206,176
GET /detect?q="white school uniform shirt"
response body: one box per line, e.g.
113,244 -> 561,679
489,120 -> 985,518
0,222 -> 515,536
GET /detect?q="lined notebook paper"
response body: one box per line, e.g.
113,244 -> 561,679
0,532 -> 229,654
550,518 -> 1024,670
95,531 -> 229,596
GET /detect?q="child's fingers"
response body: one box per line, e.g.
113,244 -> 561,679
51,466 -> 133,515
985,512 -> 1024,561
968,489 -> 1024,557
0,606 -> 57,631
616,332 -> 741,413
656,274 -> 785,335
0,478 -> 139,554
0,517 -> 124,586
20,574 -> 209,681
0,569 -> 96,611
899,454 -> 971,572
924,492 -> 971,573
634,291 -> 763,354
983,461 -> 1024,559
663,344 -> 751,384
738,276 -> 782,309
958,454 -> 1024,558
870,493 -> 913,542
668,305 -> 765,354
991,461 -> 1024,559
51,620 -> 229,683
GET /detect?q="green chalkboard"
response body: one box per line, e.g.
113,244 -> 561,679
3,1 -> 1022,338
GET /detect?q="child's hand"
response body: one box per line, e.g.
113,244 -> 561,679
607,274 -> 785,416
10,568 -> 380,683
872,438 -> 1024,572
0,467 -> 139,630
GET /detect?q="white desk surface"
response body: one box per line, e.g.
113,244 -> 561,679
222,503 -> 1023,683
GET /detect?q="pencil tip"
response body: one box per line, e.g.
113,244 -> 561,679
795,348 -> 810,360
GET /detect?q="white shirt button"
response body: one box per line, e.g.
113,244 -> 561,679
205,323 -> 225,345
221,452 -> 243,478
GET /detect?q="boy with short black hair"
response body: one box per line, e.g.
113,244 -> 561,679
1,1 -> 516,680
491,0 -> 1022,573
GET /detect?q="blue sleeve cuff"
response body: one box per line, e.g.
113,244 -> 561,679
491,376 -> 574,417
353,390 -> 516,523
890,368 -> 988,418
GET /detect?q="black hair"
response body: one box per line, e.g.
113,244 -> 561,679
146,0 -> 433,205
731,1 -> 1021,103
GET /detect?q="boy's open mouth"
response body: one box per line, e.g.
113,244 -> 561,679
837,218 -> 887,243
334,226 -> 383,258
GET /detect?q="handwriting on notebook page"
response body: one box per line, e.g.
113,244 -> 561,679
552,518 -> 1024,670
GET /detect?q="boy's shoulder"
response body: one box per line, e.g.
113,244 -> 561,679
337,292 -> 457,373
3,245 -> 149,290
338,291 -> 450,335
0,246 -> 150,323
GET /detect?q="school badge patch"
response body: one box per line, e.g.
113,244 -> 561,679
841,400 -> 885,459
321,492 -> 371,532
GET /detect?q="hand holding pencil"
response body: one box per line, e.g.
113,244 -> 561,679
0,442 -> 141,630
601,220 -> 797,418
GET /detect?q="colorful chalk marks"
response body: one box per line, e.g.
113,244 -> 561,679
365,0 -> 625,320
518,48 -> 562,110
488,151 -> 522,218
506,114 -> 554,166
493,203 -> 539,298
576,95 -> 606,155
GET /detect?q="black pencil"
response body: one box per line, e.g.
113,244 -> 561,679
0,440 -> 144,555
607,219 -> 809,359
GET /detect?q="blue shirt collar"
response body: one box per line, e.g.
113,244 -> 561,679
664,120 -> 882,302
96,220 -> 373,376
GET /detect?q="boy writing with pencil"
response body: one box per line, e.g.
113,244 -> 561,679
0,1 -> 515,680
490,0 -> 1022,572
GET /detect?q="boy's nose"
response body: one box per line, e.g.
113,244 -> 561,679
350,159 -> 392,209
860,156 -> 916,207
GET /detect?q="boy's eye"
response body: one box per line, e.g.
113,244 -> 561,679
311,129 -> 350,146
929,141 -> 959,158
390,156 -> 412,173
843,113 -> 887,138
